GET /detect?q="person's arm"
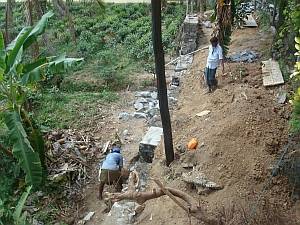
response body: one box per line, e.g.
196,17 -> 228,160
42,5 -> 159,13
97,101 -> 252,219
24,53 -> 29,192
220,59 -> 225,74
118,154 -> 123,170
219,46 -> 225,73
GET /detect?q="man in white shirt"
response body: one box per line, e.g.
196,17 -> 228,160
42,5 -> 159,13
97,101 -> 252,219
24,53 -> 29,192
205,37 -> 224,93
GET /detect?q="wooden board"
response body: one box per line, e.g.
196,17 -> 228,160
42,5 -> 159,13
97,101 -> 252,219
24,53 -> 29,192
262,59 -> 284,87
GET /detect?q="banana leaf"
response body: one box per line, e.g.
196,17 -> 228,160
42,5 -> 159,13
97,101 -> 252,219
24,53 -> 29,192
13,186 -> 32,225
4,112 -> 42,187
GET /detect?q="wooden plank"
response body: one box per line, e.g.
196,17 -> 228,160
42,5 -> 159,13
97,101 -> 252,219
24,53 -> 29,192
262,59 -> 284,87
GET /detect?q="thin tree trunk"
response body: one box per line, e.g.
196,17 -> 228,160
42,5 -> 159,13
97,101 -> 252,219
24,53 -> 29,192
26,0 -> 39,58
5,0 -> 13,45
198,0 -> 206,13
151,0 -> 174,166
272,0 -> 278,26
52,0 -> 76,43
66,6 -> 77,43
32,0 -> 52,53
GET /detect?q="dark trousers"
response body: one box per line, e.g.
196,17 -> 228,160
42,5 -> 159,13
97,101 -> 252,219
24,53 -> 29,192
204,67 -> 217,88
98,169 -> 122,199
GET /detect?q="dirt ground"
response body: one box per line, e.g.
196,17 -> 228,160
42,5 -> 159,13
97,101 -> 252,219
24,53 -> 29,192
132,27 -> 300,224
75,25 -> 300,225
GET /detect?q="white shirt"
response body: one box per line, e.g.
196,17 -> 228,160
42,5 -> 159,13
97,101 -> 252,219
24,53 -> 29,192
206,44 -> 223,69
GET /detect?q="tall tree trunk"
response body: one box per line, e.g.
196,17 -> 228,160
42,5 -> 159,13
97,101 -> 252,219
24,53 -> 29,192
198,0 -> 206,13
26,0 -> 39,58
5,0 -> 13,46
32,0 -> 52,53
272,0 -> 278,26
277,0 -> 287,29
151,0 -> 174,166
52,0 -> 76,43
65,2 -> 77,43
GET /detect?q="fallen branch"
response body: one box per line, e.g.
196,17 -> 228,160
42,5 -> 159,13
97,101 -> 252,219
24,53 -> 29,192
153,179 -> 191,214
104,177 -> 218,224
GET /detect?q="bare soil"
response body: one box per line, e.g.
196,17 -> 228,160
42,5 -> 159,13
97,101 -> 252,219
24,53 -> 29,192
75,26 -> 300,225
133,27 -> 300,224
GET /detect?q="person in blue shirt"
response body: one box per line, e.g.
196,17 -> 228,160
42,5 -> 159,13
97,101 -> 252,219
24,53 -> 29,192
98,146 -> 124,200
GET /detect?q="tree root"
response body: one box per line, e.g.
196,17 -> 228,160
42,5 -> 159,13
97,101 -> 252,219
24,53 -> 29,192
104,176 -> 218,224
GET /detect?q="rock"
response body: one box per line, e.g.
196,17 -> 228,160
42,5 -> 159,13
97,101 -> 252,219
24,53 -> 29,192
36,191 -> 44,197
32,219 -> 44,225
175,62 -> 188,72
103,201 -> 141,225
196,110 -> 211,117
228,50 -> 258,63
118,112 -> 131,121
78,212 -> 95,224
135,91 -> 152,98
147,115 -> 161,127
133,112 -> 147,119
182,163 -> 194,169
135,98 -> 148,104
168,97 -> 178,104
134,102 -> 144,111
202,21 -> 212,28
146,108 -> 159,118
171,77 -> 180,86
176,144 -> 186,153
122,129 -> 129,136
276,92 -> 287,104
150,92 -> 158,99
182,169 -> 223,191
180,55 -> 194,65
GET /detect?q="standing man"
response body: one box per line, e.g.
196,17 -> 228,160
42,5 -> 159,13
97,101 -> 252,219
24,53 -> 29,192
205,36 -> 224,93
98,146 -> 123,200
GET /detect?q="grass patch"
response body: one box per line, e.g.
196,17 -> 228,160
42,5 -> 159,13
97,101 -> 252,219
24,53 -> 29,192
257,10 -> 271,32
33,90 -> 118,129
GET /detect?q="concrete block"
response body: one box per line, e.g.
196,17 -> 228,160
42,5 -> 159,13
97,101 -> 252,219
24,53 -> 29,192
139,127 -> 163,163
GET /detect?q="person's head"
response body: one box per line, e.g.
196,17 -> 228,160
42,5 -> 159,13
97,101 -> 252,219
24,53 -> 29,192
210,36 -> 219,47
111,147 -> 121,153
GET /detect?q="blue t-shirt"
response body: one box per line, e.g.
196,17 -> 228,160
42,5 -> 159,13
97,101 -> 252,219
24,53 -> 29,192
101,152 -> 123,171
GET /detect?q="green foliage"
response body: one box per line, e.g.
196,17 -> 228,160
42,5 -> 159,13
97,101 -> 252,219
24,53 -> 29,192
257,10 -> 271,31
0,2 -> 185,91
0,11 -> 82,188
273,1 -> 300,63
5,112 -> 43,187
13,186 -> 32,225
33,90 -> 118,129
50,3 -> 184,79
290,33 -> 300,133
0,150 -> 17,225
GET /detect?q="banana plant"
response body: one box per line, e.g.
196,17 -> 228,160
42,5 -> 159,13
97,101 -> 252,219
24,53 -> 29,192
0,11 -> 83,188
12,186 -> 32,225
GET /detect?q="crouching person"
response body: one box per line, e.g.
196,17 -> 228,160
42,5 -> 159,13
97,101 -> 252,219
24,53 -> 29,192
98,146 -> 123,200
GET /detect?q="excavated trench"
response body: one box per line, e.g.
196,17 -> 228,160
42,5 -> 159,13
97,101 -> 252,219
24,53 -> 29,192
101,14 -> 201,225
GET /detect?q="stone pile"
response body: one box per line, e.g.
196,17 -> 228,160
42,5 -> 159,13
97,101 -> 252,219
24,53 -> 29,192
181,15 -> 199,55
170,15 -> 199,89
